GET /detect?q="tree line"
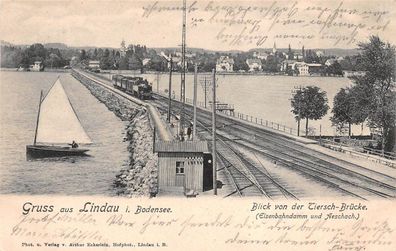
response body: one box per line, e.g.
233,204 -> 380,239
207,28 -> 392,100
77,43 -> 360,75
290,36 -> 395,152
2,41 -> 362,76
331,36 -> 395,152
1,43 -> 70,68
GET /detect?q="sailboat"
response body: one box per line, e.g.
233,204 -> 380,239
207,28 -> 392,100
26,78 -> 92,158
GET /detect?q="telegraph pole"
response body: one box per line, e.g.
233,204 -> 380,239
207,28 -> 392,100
179,0 -> 187,140
204,77 -> 207,108
193,63 -> 197,140
319,124 -> 322,145
156,71 -> 160,93
298,95 -> 301,137
212,68 -> 217,195
167,58 -> 173,122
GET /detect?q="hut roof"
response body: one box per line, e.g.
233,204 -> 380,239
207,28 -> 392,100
155,141 -> 209,153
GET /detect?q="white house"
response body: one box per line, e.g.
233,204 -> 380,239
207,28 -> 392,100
280,60 -> 297,72
325,59 -> 337,66
216,56 -> 234,72
29,61 -> 43,71
70,56 -> 78,66
175,51 -> 196,58
142,58 -> 151,66
88,60 -> 100,69
246,58 -> 262,72
293,62 -> 322,76
316,50 -> 325,57
293,52 -> 303,60
343,70 -> 366,78
253,51 -> 269,60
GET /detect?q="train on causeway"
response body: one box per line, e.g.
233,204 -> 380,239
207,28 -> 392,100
111,74 -> 153,100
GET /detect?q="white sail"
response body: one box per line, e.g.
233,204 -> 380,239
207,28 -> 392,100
35,79 -> 93,144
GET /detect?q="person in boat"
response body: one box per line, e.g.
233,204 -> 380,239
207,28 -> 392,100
70,140 -> 79,148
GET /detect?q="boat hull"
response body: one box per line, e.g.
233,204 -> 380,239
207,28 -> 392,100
26,145 -> 89,158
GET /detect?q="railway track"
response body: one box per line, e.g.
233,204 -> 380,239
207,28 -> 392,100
225,128 -> 396,198
213,134 -> 298,199
75,71 -> 396,199
151,93 -> 396,199
153,99 -> 297,199
80,71 -> 300,199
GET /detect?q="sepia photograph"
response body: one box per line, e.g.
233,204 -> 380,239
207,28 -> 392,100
0,0 -> 395,250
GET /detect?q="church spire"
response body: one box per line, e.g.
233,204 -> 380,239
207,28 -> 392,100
120,39 -> 127,57
121,39 -> 126,49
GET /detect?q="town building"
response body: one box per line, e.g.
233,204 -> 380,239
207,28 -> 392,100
325,58 -> 337,66
88,60 -> 100,69
253,51 -> 270,60
343,70 -> 366,78
293,62 -> 323,76
142,58 -> 151,66
170,56 -> 188,70
29,61 -> 44,71
154,141 -> 213,195
70,56 -> 78,67
175,51 -> 196,58
120,39 -> 127,57
246,58 -> 262,72
216,56 -> 234,72
280,60 -> 297,72
293,52 -> 304,60
316,50 -> 325,57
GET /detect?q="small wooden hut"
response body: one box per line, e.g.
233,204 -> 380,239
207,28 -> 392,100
154,141 -> 212,194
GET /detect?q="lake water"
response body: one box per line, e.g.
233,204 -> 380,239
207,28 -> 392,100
0,71 -> 370,195
137,72 -> 368,136
0,71 -> 128,195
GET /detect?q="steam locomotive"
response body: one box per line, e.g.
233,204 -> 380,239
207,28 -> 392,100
111,74 -> 153,100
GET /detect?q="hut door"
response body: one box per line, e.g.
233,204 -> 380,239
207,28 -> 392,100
175,161 -> 185,187
203,153 -> 213,191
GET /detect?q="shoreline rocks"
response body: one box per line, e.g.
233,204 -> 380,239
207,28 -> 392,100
71,71 -> 158,197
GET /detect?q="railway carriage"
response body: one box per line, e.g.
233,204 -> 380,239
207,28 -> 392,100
125,79 -> 135,94
111,75 -> 124,89
120,77 -> 130,91
111,74 -> 153,100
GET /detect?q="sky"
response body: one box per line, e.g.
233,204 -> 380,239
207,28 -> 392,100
0,0 -> 395,50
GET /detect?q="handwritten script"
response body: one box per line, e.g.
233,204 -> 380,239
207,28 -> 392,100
8,202 -> 395,250
141,1 -> 392,47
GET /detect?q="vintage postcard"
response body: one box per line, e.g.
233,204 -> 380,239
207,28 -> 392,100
0,0 -> 395,250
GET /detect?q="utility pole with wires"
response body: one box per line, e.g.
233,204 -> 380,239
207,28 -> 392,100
199,76 -> 211,108
212,68 -> 217,195
167,58 -> 173,122
193,63 -> 198,140
156,71 -> 160,93
179,0 -> 187,141
160,52 -> 173,123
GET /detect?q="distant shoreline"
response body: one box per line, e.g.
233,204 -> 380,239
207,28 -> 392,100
0,67 -> 345,78
103,69 -> 346,78
0,67 -> 71,73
